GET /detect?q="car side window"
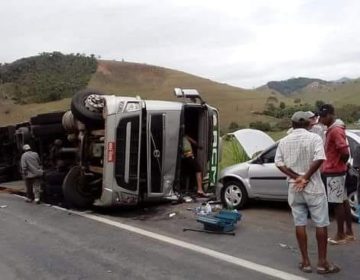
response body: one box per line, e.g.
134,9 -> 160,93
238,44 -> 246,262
261,145 -> 278,163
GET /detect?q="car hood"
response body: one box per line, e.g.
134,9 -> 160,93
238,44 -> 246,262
229,129 -> 275,158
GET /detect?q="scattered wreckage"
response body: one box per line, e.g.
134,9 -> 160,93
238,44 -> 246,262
0,88 -> 220,208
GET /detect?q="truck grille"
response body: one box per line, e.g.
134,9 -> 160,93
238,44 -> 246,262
115,116 -> 140,191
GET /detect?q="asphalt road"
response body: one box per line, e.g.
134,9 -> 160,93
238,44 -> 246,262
0,190 -> 359,280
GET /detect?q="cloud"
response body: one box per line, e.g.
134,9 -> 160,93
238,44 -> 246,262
1,0 -> 360,88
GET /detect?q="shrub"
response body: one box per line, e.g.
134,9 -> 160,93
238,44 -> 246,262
249,121 -> 271,131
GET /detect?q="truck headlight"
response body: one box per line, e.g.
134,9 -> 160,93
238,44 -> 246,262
125,102 -> 140,112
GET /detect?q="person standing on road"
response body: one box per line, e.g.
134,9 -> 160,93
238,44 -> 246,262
20,144 -> 43,204
318,104 -> 355,244
275,111 -> 340,274
182,134 -> 209,197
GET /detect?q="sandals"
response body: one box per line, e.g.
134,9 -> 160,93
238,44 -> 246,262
328,237 -> 347,245
317,263 -> 340,274
298,263 -> 312,273
196,192 -> 210,198
345,235 -> 356,241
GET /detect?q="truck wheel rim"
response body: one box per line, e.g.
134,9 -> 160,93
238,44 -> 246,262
85,94 -> 105,112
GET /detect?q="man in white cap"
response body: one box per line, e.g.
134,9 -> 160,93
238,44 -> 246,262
304,111 -> 326,142
275,111 -> 340,274
20,144 -> 43,203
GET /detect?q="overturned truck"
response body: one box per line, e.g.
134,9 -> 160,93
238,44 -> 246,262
2,89 -> 220,208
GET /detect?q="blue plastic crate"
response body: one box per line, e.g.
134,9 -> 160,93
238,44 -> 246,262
214,210 -> 242,224
196,216 -> 235,232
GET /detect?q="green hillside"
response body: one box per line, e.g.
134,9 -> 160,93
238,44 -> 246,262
0,52 -> 97,103
88,60 -> 287,128
292,78 -> 360,106
267,77 -> 328,96
1,53 -> 359,131
0,57 -> 286,129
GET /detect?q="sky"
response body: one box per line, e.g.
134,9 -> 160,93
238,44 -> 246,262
1,0 -> 360,88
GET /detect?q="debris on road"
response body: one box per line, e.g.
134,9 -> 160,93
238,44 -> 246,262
183,228 -> 235,236
278,243 -> 299,254
0,205 -> 8,208
169,212 -> 176,218
182,196 -> 193,203
195,202 -> 212,215
185,209 -> 242,235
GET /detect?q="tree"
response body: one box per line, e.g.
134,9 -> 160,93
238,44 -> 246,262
228,122 -> 240,132
249,121 -> 271,131
279,102 -> 286,109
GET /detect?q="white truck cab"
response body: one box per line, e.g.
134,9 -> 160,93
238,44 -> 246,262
61,88 -> 219,208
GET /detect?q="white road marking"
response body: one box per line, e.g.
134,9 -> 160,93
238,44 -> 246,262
51,205 -> 307,280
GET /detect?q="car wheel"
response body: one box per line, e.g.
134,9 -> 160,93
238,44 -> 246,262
221,180 -> 248,209
71,89 -> 105,128
348,191 -> 359,222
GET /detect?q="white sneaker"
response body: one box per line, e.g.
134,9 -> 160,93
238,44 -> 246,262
34,198 -> 40,204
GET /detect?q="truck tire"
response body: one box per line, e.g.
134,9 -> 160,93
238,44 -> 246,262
31,123 -> 65,137
62,166 -> 95,209
71,89 -> 105,128
30,112 -> 65,125
44,170 -> 66,186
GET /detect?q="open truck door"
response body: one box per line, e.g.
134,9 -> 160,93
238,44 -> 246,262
145,101 -> 182,198
175,88 -> 220,191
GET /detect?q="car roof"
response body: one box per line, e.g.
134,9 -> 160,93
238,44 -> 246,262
346,129 -> 360,143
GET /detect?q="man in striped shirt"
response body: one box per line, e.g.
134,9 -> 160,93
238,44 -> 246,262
275,111 -> 339,274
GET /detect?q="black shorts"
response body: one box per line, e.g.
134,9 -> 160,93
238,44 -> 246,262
182,156 -> 201,173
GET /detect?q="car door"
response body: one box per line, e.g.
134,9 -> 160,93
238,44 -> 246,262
248,143 -> 288,198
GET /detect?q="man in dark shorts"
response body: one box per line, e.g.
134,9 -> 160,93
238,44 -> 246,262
318,104 -> 355,244
182,135 -> 208,197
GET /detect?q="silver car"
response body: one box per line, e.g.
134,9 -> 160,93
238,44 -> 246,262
217,129 -> 360,220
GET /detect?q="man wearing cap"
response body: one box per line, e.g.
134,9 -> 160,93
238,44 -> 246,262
275,111 -> 339,274
20,144 -> 43,204
305,111 -> 326,142
318,104 -> 355,244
